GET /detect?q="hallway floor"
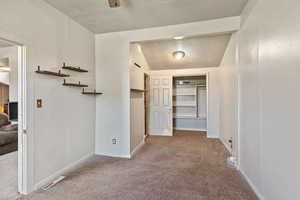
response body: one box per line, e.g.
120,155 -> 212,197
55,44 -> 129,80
20,131 -> 257,200
0,152 -> 18,200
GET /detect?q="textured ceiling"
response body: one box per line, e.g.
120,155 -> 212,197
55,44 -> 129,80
136,34 -> 231,70
0,40 -> 13,48
44,0 -> 248,33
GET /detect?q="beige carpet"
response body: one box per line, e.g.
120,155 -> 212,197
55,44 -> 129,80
19,131 -> 257,200
0,151 -> 18,200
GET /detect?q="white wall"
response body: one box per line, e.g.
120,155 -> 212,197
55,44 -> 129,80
150,68 -> 220,138
206,71 -> 220,138
0,0 -> 95,193
129,43 -> 149,153
0,72 -> 9,86
0,58 -> 10,85
218,33 -> 239,154
130,92 -> 145,153
0,46 -> 18,101
95,17 -> 240,158
221,0 -> 300,199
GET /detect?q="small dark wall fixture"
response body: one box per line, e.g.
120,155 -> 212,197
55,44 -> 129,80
134,63 -> 142,69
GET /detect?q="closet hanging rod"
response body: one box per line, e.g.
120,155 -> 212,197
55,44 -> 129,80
131,88 -> 145,92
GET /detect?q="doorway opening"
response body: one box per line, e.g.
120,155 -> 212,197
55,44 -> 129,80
129,32 -> 236,159
0,37 -> 27,199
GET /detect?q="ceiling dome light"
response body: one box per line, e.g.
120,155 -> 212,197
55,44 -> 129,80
173,51 -> 186,60
173,36 -> 184,40
0,67 -> 10,72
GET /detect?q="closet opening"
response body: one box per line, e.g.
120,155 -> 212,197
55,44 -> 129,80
173,75 -> 207,132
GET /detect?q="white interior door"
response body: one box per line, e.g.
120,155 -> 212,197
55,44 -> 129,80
149,75 -> 173,136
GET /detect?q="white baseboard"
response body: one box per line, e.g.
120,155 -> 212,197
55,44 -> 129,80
95,152 -> 131,159
239,168 -> 264,200
34,152 -> 94,190
119,155 -> 131,159
130,140 -> 145,158
0,151 -> 17,161
149,132 -> 172,136
220,137 -> 232,153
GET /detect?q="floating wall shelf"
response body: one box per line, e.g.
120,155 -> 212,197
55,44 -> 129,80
130,88 -> 145,93
82,88 -> 103,95
173,102 -> 197,107
63,79 -> 88,88
62,63 -> 88,73
35,66 -> 70,77
173,114 -> 197,119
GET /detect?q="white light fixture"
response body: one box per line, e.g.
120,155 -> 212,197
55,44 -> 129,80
173,36 -> 184,40
0,67 -> 10,72
173,51 -> 186,60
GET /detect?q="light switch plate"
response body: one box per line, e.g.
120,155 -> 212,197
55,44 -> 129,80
112,138 -> 117,144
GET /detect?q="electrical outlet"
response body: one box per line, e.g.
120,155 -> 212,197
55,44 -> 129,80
112,138 -> 117,144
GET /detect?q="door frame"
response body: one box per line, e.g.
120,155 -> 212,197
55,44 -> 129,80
0,36 -> 29,195
144,73 -> 150,137
18,45 -> 28,194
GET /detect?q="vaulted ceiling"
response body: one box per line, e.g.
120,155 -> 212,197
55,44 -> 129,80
44,0 -> 248,33
136,33 -> 231,70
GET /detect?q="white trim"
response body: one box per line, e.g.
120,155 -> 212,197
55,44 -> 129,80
206,72 -> 210,138
174,128 -> 207,132
149,132 -> 173,136
220,137 -> 232,153
18,45 -> 27,194
0,151 -> 17,161
239,168 -> 264,200
95,152 -> 131,159
130,140 -> 145,158
236,32 -> 241,168
34,153 -> 94,190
